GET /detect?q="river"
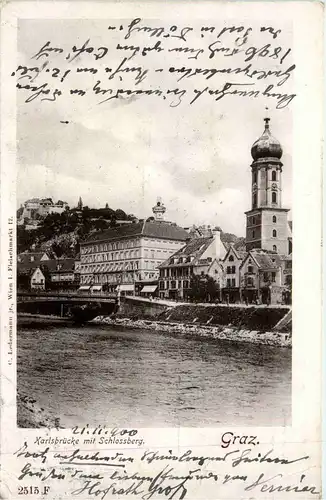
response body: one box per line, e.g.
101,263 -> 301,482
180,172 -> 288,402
17,317 -> 291,427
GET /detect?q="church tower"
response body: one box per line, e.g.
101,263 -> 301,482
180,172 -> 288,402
245,116 -> 290,254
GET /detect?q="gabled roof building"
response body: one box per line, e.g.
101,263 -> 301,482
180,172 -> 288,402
158,228 -> 226,300
79,201 -> 189,294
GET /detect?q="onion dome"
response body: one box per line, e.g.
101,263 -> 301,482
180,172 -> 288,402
251,118 -> 283,161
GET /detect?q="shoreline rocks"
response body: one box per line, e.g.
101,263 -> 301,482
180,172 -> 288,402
93,316 -> 291,348
17,393 -> 62,428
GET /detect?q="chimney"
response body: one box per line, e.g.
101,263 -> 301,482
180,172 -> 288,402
212,227 -> 222,259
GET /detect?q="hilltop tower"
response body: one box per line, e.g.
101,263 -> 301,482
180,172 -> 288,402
152,197 -> 166,221
245,116 -> 290,254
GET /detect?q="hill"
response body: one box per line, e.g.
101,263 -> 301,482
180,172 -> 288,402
17,207 -> 244,258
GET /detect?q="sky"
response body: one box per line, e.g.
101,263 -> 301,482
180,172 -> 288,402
16,18 -> 293,237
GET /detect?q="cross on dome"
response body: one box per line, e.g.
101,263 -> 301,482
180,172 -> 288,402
251,113 -> 283,161
264,107 -> 270,129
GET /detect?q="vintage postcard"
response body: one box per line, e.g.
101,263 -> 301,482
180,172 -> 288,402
0,1 -> 323,499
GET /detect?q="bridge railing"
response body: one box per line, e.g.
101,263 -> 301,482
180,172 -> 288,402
17,289 -> 117,299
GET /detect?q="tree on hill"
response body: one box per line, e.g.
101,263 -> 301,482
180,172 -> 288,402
221,232 -> 246,250
115,209 -> 127,220
17,226 -> 37,253
17,206 -> 24,219
94,218 -> 110,231
51,241 -> 65,258
110,214 -> 117,227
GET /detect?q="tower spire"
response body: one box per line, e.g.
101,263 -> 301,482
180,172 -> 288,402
264,107 -> 270,130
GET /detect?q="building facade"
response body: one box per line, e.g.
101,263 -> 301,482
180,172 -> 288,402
158,229 -> 226,300
30,268 -> 46,290
222,245 -> 246,302
21,198 -> 68,221
79,206 -> 189,293
239,250 -> 291,304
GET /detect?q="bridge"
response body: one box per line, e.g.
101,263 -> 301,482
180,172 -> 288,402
17,290 -> 118,320
17,290 -> 117,304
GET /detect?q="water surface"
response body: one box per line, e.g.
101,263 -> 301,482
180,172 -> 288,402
17,318 -> 291,427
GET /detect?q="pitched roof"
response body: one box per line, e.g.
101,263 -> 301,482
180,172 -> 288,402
159,237 -> 213,268
42,259 -> 75,273
223,244 -> 246,262
18,257 -> 75,276
18,252 -> 49,266
83,221 -> 189,243
250,250 -> 282,269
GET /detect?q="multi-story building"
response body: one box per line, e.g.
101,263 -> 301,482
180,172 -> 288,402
222,244 -> 246,302
158,228 -> 226,300
21,198 -> 68,221
17,251 -> 52,290
46,259 -> 79,290
20,257 -> 79,291
239,249 -> 292,304
79,201 -> 189,294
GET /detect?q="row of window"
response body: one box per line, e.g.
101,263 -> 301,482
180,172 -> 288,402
248,215 -> 278,227
246,272 -> 277,286
159,280 -> 190,290
226,278 -> 236,287
251,229 -> 278,239
80,260 -> 163,273
81,239 -> 180,254
81,248 -> 174,263
171,256 -> 192,264
82,250 -> 141,263
226,266 -> 236,274
81,240 -> 140,253
81,262 -> 138,273
160,267 -> 191,278
253,170 -> 278,183
253,192 -> 278,208
81,270 -> 158,284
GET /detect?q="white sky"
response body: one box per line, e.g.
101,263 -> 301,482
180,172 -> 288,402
17,19 -> 293,236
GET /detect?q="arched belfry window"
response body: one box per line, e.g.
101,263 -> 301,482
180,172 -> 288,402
272,192 -> 277,203
272,171 -> 277,181
273,229 -> 277,238
253,171 -> 257,184
273,245 -> 277,252
273,215 -> 277,223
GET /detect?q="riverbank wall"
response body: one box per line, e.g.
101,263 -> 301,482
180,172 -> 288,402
119,298 -> 291,333
110,298 -> 292,347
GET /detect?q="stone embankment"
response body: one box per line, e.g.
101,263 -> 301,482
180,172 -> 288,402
94,315 -> 291,347
17,393 -> 61,428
